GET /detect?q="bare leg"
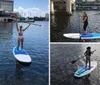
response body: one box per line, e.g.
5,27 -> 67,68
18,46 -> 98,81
17,38 -> 20,50
21,38 -> 24,50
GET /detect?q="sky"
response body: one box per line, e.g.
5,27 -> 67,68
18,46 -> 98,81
14,0 -> 49,17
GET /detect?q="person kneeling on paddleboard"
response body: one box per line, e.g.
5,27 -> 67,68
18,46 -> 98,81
79,12 -> 88,35
16,20 -> 31,51
84,47 -> 93,70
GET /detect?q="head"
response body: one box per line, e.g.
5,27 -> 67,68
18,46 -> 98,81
87,46 -> 91,51
19,25 -> 23,30
84,12 -> 87,17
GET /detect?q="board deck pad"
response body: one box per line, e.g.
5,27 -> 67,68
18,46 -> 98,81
63,33 -> 100,39
14,47 -> 28,55
13,47 -> 31,63
76,66 -> 93,75
74,61 -> 97,77
81,34 -> 93,37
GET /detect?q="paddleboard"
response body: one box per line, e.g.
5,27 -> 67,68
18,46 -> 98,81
63,33 -> 100,39
74,61 -> 97,77
13,47 -> 32,63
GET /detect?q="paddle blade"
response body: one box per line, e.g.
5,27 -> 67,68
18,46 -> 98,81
71,60 -> 76,64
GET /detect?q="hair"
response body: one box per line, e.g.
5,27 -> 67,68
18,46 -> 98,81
20,26 -> 23,28
84,12 -> 88,17
87,46 -> 91,50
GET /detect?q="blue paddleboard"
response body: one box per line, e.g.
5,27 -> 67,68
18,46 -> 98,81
13,47 -> 31,63
74,61 -> 97,77
63,33 -> 100,39
81,33 -> 100,39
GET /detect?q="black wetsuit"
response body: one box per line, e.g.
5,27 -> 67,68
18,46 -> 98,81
85,49 -> 91,68
83,16 -> 88,31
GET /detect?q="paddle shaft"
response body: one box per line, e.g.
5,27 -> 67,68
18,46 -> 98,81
31,23 -> 41,26
78,13 -> 81,33
23,22 -> 41,26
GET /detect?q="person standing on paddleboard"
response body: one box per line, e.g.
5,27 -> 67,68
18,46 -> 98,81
84,47 -> 93,70
79,12 -> 88,35
16,20 -> 31,51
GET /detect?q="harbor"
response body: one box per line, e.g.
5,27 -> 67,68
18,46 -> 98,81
51,44 -> 100,85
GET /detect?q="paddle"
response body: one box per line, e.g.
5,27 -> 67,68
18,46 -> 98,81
31,23 -> 41,27
71,50 -> 96,64
78,13 -> 82,33
78,13 -> 80,32
23,22 -> 41,27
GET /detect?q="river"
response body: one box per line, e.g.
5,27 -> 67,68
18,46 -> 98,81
51,11 -> 100,42
51,44 -> 100,85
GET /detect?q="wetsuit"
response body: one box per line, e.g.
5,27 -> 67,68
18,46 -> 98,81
84,49 -> 91,69
83,16 -> 88,31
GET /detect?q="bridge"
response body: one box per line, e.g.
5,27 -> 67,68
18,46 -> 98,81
50,0 -> 75,15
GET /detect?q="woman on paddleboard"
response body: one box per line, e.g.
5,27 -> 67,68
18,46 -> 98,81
79,12 -> 88,35
16,21 -> 31,51
84,47 -> 93,69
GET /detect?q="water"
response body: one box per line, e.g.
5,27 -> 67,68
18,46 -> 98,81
51,44 -> 100,85
0,21 -> 48,85
51,11 -> 100,42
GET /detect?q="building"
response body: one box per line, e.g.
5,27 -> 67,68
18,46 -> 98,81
76,0 -> 100,10
0,0 -> 14,22
0,0 -> 13,12
76,0 -> 82,2
45,13 -> 49,20
82,0 -> 95,2
76,0 -> 100,2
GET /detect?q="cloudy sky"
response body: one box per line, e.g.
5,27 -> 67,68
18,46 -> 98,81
14,0 -> 49,17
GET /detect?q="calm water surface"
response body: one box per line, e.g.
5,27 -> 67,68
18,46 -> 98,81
51,44 -> 100,85
51,11 -> 100,42
0,21 -> 48,85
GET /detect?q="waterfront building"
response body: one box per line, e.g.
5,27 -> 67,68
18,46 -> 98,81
76,0 -> 82,2
45,13 -> 49,21
76,0 -> 100,10
0,0 -> 13,12
0,0 -> 14,22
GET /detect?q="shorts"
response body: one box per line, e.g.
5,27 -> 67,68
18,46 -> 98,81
83,23 -> 88,31
86,56 -> 90,62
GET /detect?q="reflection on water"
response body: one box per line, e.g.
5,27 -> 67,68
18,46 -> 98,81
0,21 -> 48,85
51,44 -> 100,85
0,23 -> 13,39
51,11 -> 100,42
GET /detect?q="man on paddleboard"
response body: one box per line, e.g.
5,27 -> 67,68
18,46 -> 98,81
84,47 -> 93,70
16,20 -> 31,51
79,12 -> 88,35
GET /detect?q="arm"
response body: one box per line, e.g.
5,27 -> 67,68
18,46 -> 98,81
91,50 -> 96,54
23,24 -> 31,31
16,21 -> 19,31
79,13 -> 83,17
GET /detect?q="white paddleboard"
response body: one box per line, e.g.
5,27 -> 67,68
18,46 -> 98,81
74,61 -> 97,77
13,47 -> 32,63
63,33 -> 100,39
